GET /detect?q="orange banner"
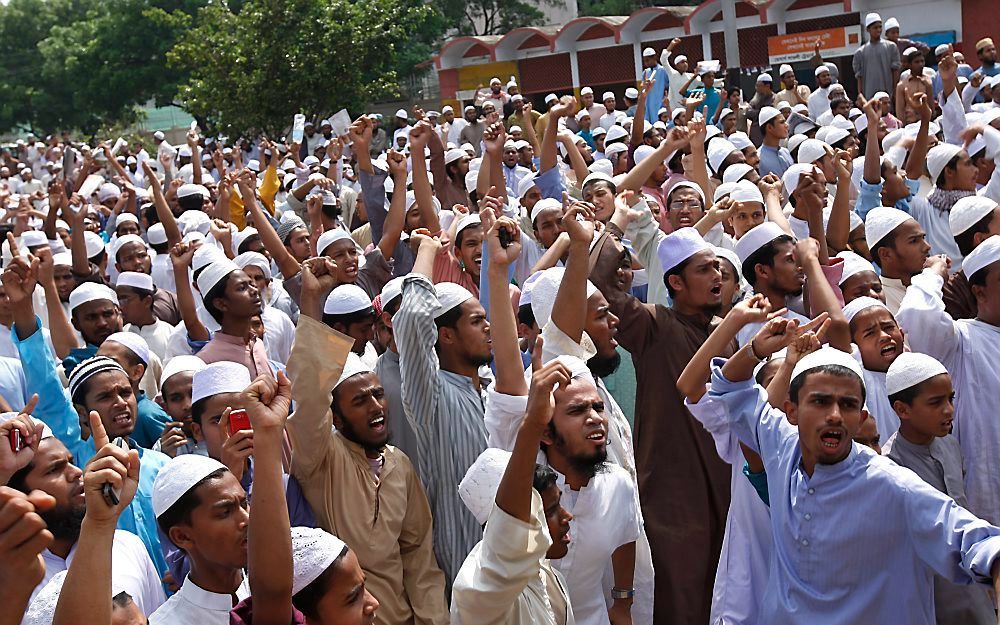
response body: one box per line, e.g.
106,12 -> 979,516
768,26 -> 862,64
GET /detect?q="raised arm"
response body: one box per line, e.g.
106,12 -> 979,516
631,77 -> 654,146
550,203 -> 596,344
36,248 -> 80,358
142,160 -> 182,247
239,170 -> 301,279
685,119 -> 713,199
759,174 -> 793,236
904,93 -> 933,181
408,122 -> 442,234
620,126 -> 690,192
169,242 -> 209,342
794,237 -> 851,351
66,196 -> 93,278
379,150 -> 408,261
520,102 -> 540,154
825,151 -> 852,253
558,132 -> 591,185
862,100 -> 882,185
540,96 -> 576,174
486,217 -> 528,395
242,371 -> 296,625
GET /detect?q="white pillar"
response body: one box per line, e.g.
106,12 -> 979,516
721,0 -> 741,68
633,42 -> 643,80
570,48 -> 581,89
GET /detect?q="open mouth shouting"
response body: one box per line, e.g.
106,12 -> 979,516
818,427 -> 847,454
369,413 -> 387,435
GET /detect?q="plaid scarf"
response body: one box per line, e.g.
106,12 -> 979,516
927,187 -> 974,213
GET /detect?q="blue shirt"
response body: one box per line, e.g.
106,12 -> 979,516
62,344 -> 98,378
707,360 -> 1000,625
757,144 -> 794,177
132,393 -> 174,449
856,177 -> 920,221
687,86 -> 721,122
14,318 -> 170,577
534,163 -> 566,200
644,64 -> 669,125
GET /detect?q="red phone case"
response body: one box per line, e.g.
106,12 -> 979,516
8,429 -> 22,452
228,409 -> 251,435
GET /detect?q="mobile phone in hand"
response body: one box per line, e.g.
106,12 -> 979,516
102,437 -> 130,507
8,429 -> 22,453
228,409 -> 251,435
498,227 -> 512,248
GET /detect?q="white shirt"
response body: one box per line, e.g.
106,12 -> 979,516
30,530 -> 165,617
686,394 -> 772,625
128,319 -> 175,363
149,575 -> 249,625
896,269 -> 1000,524
807,87 -> 832,121
151,254 -> 177,294
0,323 -> 56,360
260,304 -> 294,365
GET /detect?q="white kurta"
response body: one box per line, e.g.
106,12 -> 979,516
686,394 -> 772,625
149,575 -> 249,625
127,319 -> 175,363
151,254 -> 177,294
452,493 -> 575,625
896,268 -> 1000,524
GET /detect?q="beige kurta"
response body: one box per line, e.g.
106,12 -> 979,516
286,316 -> 448,625
451,492 -> 574,625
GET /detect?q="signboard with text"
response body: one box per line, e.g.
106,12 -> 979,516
768,26 -> 863,64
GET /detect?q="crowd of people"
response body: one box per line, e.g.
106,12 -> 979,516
3,10 -> 1000,625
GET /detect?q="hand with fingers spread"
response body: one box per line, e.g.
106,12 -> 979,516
83,411 -> 140,523
0,395 -> 43,484
218,407 -> 253,481
750,313 -> 830,360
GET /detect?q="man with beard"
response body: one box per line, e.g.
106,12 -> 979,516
807,65 -> 835,120
62,282 -> 124,376
111,235 -> 181,326
286,261 -> 448,625
3,408 -> 165,614
484,212 -> 651,625
591,226 -> 736,625
733,222 -> 810,346
394,232 -> 493,588
501,141 -> 532,197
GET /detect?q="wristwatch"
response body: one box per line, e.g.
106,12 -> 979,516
611,587 -> 635,600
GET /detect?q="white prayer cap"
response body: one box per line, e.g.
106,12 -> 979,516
178,210 -> 211,236
459,447 -> 511,525
736,222 -> 788,264
444,148 -> 466,166
19,230 -> 48,248
115,271 -> 154,292
113,234 -> 146,260
667,180 -> 705,205
713,182 -> 738,202
797,139 -> 830,165
935,43 -> 950,56
777,100 -> 793,113
864,12 -> 882,28
602,91 -> 615,101
196,258 -> 238,296
105,331 -> 150,365
530,198 -> 563,224
442,105 -> 454,114
588,159 -> 614,177
97,183 -> 121,203
926,143 -> 964,183
115,213 -> 139,228
324,284 -> 373,316
781,163 -> 813,196
604,142 -> 628,158
316,228 -> 353,256
433,282 -> 474,319
962,234 -> 1000,280
234,251 -> 271,281
231,227 -> 259,256
884,16 -> 900,30
160,355 -> 205,388
84,231 -> 106,259
641,47 -> 656,57
707,139 -> 738,175
854,115 -> 870,135
605,125 -> 628,143
290,527 -> 348,596
394,108 -> 408,120
455,213 -> 482,237
464,169 -> 479,194
758,106 -> 781,126
886,352 -> 948,396
950,196 -> 998,236
815,65 -> 831,77
545,93 -> 558,104
825,127 -> 851,147
728,132 -> 753,151
722,163 -> 753,184
580,86 -> 594,96
153,454 -> 229,518
192,243 -> 224,272
836,251 -> 876,285
335,351 -> 375,390
177,183 -> 209,200
52,252 -> 72,267
514,139 -> 531,150
756,73 -> 773,84
574,109 -> 591,122
69,282 -> 119,313
657,227 -> 711,274
790,345 -> 865,389
246,159 -> 261,173
730,180 -> 764,205
902,46 -> 920,59
380,276 -> 405,308
191,361 -> 251,406
55,219 -> 70,232
633,145 -> 658,165
303,156 -> 320,168
527,267 -> 598,328
779,64 -> 793,76
864,206 -> 913,247
842,296 -> 888,323
625,87 -> 640,99
153,130 -> 165,140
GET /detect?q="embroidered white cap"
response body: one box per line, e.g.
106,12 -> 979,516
291,527 -> 348,595
962,234 -> 1000,280
69,282 -> 119,313
722,163 -> 754,184
926,143 -> 964,183
735,222 -> 788,265
797,139 -> 830,165
656,227 -> 711,274
950,196 -> 998,236
324,284 -> 373,316
196,257 -> 239,296
707,139 -> 738,175
758,106 -> 781,127
790,345 -> 865,388
115,271 -> 154,292
335,352 -> 375,390
459,447 -> 512,525
886,352 -> 948,396
105,331 -> 150,366
153,454 -> 229,518
316,228 -> 353,256
160,355 -> 205,389
191,361 -> 251,406
433,282 -> 475,319
836,251 -> 876,285
864,206 -> 913,248
779,64 -> 793,76
842,296 -> 888,323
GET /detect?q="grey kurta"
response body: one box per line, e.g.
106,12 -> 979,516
883,433 -> 996,625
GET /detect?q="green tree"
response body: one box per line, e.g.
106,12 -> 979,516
436,0 -> 551,36
169,0 -> 435,136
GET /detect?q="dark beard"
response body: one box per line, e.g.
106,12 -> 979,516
587,350 -> 621,379
43,503 -> 86,542
550,427 -> 609,482
702,302 -> 723,318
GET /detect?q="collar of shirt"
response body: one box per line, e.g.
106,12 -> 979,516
440,369 -> 491,397
798,439 -> 861,484
178,575 -> 246,611
211,332 -> 254,348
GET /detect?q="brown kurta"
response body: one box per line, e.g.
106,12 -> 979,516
286,316 -> 449,625
943,269 -> 978,320
591,235 -> 735,625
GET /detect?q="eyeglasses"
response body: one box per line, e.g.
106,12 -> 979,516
669,200 -> 702,210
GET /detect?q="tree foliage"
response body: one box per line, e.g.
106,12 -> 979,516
168,0 -> 436,136
436,0 -> 552,37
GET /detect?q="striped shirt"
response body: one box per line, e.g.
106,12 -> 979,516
395,274 -> 489,588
